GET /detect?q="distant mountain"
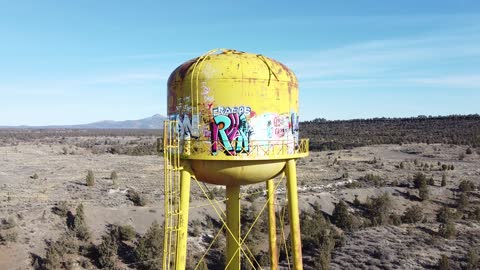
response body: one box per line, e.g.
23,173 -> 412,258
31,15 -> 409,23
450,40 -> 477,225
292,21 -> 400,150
72,114 -> 166,129
0,114 -> 167,129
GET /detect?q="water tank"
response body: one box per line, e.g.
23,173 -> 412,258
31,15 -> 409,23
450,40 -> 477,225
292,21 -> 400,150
167,49 -> 307,185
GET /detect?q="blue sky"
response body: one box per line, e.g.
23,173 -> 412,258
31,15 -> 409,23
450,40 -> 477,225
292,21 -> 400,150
0,1 -> 479,125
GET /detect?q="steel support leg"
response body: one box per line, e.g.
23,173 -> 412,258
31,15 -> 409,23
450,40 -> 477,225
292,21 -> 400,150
267,179 -> 278,270
285,159 -> 303,270
226,185 -> 241,270
175,168 -> 191,270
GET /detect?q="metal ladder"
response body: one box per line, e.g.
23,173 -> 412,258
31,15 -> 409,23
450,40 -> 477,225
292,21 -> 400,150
163,120 -> 182,270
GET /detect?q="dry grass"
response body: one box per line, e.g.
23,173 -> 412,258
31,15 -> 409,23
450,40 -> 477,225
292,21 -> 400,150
0,136 -> 479,269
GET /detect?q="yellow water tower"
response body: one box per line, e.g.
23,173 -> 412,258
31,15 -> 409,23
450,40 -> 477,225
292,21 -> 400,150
163,49 -> 308,270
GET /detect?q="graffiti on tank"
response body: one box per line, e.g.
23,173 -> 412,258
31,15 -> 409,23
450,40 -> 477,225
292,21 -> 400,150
249,113 -> 289,141
212,106 -> 252,116
275,127 -> 288,137
291,112 -> 299,147
266,120 -> 273,139
211,113 -> 250,155
272,114 -> 290,139
176,114 -> 200,139
200,82 -> 214,112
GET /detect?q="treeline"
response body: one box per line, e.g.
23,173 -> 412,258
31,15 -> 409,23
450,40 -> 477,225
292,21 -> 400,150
0,129 -> 162,156
2,114 -> 480,152
0,128 -> 162,141
301,114 -> 480,151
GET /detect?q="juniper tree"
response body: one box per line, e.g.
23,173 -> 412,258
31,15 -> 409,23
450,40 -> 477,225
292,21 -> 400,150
86,170 -> 95,187
331,200 -> 355,231
134,221 -> 163,270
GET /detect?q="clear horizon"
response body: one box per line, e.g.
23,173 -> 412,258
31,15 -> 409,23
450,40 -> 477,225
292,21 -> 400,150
1,1 -> 479,126
3,113 -> 480,128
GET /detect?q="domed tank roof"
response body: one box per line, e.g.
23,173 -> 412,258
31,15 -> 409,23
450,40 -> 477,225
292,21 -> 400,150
167,49 -> 297,89
165,49 -> 308,185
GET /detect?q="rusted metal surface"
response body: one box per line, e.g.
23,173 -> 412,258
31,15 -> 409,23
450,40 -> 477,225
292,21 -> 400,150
164,49 -> 308,270
167,49 -> 302,164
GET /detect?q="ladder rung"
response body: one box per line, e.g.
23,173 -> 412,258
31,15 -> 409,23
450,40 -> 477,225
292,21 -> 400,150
163,120 -> 182,264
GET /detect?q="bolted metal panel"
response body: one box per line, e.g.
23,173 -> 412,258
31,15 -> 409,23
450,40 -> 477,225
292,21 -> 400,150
164,49 -> 307,270
167,49 -> 307,185
167,49 -> 305,162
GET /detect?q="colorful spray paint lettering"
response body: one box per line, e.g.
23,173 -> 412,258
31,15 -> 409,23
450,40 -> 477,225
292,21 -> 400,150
250,113 -> 291,140
273,114 -> 290,138
291,112 -> 299,147
211,113 -> 250,155
175,114 -> 199,139
212,106 -> 251,116
172,106 -> 299,156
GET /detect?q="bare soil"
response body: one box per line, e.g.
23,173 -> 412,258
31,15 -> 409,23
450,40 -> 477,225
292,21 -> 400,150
1,139 -> 479,269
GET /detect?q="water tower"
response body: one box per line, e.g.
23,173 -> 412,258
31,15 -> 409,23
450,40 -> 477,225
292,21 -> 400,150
163,49 -> 308,270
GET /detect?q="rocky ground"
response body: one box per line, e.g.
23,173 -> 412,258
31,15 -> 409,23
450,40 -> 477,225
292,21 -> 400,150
0,140 -> 479,269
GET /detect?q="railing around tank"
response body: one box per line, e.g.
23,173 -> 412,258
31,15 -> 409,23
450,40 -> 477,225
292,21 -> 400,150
179,138 -> 309,160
